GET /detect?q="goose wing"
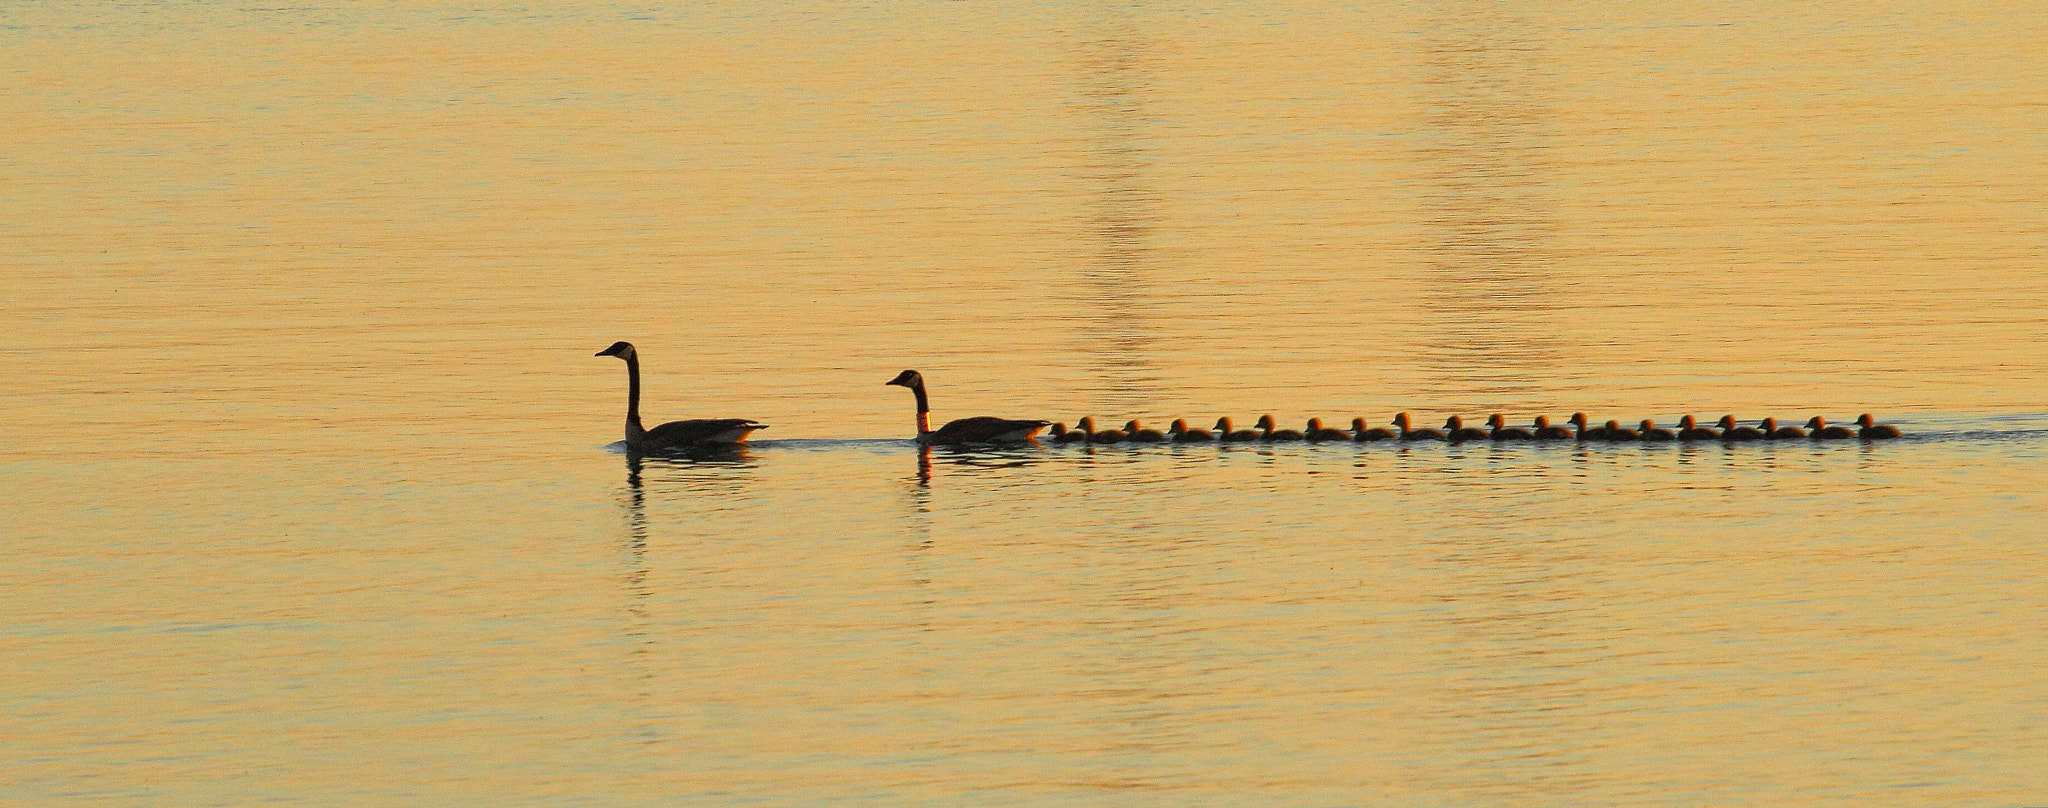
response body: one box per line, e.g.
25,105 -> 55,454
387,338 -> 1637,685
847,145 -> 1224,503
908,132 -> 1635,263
929,416 -> 1049,445
645,418 -> 767,446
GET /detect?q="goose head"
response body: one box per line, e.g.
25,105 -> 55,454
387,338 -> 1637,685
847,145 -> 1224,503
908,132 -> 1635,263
884,370 -> 924,388
596,341 -> 635,359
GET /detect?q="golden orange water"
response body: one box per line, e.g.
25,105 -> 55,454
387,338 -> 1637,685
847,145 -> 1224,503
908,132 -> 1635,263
5,1 -> 2047,804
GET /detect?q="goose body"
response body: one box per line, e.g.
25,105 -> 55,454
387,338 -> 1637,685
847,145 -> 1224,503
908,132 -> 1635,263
1761,417 -> 1806,440
1123,420 -> 1168,443
1856,413 -> 1901,439
1444,416 -> 1491,443
1531,416 -> 1575,440
1351,417 -> 1397,442
885,370 -> 1047,445
1487,414 -> 1534,441
596,342 -> 766,451
1638,419 -> 1675,441
1393,412 -> 1447,441
1256,414 -> 1305,442
1215,417 -> 1261,442
1077,416 -> 1126,444
1168,418 -> 1214,442
1803,416 -> 1855,439
1676,415 -> 1720,441
1716,415 -> 1764,441
1603,419 -> 1640,441
1305,418 -> 1352,441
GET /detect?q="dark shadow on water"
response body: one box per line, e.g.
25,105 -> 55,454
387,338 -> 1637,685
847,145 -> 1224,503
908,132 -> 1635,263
1410,4 -> 1576,413
1067,5 -> 1165,417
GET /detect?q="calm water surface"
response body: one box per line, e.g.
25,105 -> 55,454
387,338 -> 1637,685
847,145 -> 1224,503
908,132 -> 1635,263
5,1 -> 2048,805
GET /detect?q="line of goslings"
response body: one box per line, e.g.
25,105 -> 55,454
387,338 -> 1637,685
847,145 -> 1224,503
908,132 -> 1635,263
1044,413 -> 1903,444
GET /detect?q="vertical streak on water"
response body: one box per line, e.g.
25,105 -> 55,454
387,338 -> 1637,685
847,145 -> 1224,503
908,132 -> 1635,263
1071,2 -> 1164,417
1411,5 -> 1574,412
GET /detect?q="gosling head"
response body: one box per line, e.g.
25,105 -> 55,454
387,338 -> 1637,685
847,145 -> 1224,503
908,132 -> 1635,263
1443,415 -> 1464,430
884,370 -> 924,388
1569,412 -> 1589,428
1124,420 -> 1144,433
1856,413 -> 1877,427
1760,418 -> 1778,431
1077,416 -> 1097,432
1351,417 -> 1368,431
1214,417 -> 1233,431
595,341 -> 635,359
1605,420 -> 1623,431
1679,415 -> 1698,429
1716,415 -> 1738,430
1487,414 -> 1506,429
1306,418 -> 1325,431
1393,412 -> 1413,428
1641,419 -> 1658,431
1805,416 -> 1825,430
1169,419 -> 1190,433
1534,416 -> 1553,428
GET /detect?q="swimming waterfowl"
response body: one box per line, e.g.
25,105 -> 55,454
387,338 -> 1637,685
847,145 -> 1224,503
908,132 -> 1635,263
1716,415 -> 1764,441
1077,416 -> 1126,444
1856,413 -> 1902,439
1531,416 -> 1575,440
1256,414 -> 1305,441
1168,418 -> 1214,442
1803,416 -> 1856,439
1676,415 -> 1719,440
1761,417 -> 1806,440
1304,418 -> 1352,441
1443,416 -> 1491,443
1123,420 -> 1167,443
1214,417 -> 1261,442
1352,417 -> 1398,442
885,370 -> 1048,445
1603,419 -> 1640,441
1567,412 -> 1607,441
1049,422 -> 1088,443
1486,414 -> 1534,441
596,342 -> 766,450
1638,419 -> 1675,441
1393,412 -> 1447,441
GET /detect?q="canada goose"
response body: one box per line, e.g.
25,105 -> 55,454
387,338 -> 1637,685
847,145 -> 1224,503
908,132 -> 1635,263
1487,414 -> 1534,440
1716,415 -> 1764,441
1856,413 -> 1901,439
1077,416 -> 1126,444
1676,415 -> 1719,440
1256,414 -> 1305,441
1123,420 -> 1167,443
1531,416 -> 1575,440
1603,419 -> 1641,441
1214,417 -> 1261,442
1168,418 -> 1214,442
1351,417 -> 1397,442
1567,412 -> 1607,441
596,342 -> 766,450
1803,416 -> 1856,439
1443,416 -> 1491,443
1638,419 -> 1675,441
1048,422 -> 1088,444
884,370 -> 1048,445
1393,412 -> 1447,441
1760,417 -> 1806,440
1305,418 -> 1352,441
